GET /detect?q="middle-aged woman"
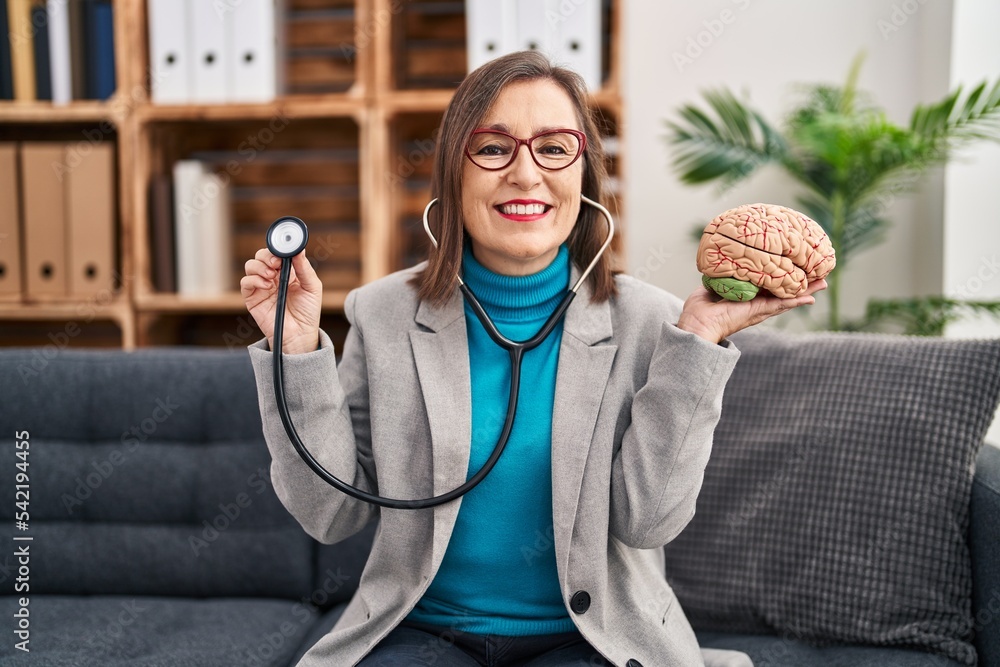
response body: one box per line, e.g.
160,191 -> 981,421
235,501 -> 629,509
241,51 -> 825,667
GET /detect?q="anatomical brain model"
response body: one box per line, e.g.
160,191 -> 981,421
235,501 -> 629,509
696,203 -> 836,301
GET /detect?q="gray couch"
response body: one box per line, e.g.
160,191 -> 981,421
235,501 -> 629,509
0,336 -> 997,667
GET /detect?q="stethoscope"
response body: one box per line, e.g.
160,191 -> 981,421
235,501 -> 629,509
265,195 -> 614,510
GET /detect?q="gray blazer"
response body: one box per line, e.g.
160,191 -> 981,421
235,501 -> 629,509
249,261 -> 740,667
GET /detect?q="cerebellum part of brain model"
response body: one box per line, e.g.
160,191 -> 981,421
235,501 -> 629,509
696,203 -> 836,301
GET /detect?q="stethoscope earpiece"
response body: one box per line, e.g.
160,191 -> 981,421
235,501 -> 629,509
267,216 -> 309,258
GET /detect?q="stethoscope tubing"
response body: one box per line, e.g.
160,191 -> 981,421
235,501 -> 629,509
271,194 -> 614,509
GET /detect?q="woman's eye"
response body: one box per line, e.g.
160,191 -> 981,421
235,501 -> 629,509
476,144 -> 509,156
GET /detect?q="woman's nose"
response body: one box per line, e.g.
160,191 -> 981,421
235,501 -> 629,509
504,144 -> 543,189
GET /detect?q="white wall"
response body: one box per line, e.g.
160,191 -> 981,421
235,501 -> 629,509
623,0 -> 953,329
942,0 -> 1000,446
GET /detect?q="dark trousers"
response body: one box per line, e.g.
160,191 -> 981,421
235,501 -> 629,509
356,619 -> 608,666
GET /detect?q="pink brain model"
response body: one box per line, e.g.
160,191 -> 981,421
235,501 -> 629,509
696,203 -> 836,301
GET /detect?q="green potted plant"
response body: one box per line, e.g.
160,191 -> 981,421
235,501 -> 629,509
667,55 -> 1000,332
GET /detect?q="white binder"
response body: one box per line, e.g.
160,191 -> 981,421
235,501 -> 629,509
47,0 -> 72,105
148,0 -> 192,103
515,0 -> 553,58
196,171 -> 233,295
465,0 -> 516,73
229,0 -> 285,102
189,0 -> 230,103
173,160 -> 206,295
550,0 -> 602,91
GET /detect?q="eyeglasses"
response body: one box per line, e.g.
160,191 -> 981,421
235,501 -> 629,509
465,129 -> 587,171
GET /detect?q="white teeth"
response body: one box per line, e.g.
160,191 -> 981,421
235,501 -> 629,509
501,203 -> 546,215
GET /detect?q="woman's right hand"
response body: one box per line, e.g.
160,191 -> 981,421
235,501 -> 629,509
242,248 -> 323,355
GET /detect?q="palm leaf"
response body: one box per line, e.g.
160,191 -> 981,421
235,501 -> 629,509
666,89 -> 787,189
910,79 -> 1000,151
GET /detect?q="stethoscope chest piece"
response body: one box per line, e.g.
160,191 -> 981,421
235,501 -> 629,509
267,216 -> 309,258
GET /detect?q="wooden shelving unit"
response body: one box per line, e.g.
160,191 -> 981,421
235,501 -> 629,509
1,0 -> 624,349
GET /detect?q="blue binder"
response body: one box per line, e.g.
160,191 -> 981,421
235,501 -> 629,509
1,0 -> 15,99
32,3 -> 52,100
85,0 -> 115,99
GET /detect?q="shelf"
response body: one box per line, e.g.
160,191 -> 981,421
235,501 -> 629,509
379,89 -> 455,114
0,100 -> 116,123
0,299 -> 129,320
377,87 -> 621,115
135,93 -> 367,123
136,291 -> 348,313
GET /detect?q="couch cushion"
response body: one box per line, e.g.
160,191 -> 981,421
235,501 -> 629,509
0,348 -> 315,600
664,332 -> 1000,666
697,632 -> 966,667
0,594 -> 322,666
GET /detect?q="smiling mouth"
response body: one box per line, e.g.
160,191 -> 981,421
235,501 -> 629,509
496,203 -> 552,216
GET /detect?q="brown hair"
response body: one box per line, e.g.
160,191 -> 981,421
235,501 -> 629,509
409,50 -> 619,306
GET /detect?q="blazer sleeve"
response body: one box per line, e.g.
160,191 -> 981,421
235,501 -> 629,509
609,323 -> 740,549
247,288 -> 378,544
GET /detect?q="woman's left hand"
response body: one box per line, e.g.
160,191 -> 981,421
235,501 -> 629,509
676,279 -> 828,345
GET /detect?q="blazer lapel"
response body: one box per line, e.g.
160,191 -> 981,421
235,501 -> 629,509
551,263 -> 617,580
410,287 -> 472,565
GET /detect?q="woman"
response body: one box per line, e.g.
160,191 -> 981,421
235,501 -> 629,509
241,51 -> 823,667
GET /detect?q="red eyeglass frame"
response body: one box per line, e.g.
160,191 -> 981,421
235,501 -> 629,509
464,128 -> 588,171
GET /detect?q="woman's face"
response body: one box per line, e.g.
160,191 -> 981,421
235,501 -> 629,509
461,78 -> 584,276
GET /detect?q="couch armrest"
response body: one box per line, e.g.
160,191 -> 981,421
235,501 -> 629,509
971,444 -> 1000,664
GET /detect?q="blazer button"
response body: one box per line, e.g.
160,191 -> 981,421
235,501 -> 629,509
570,590 -> 591,614
626,661 -> 643,667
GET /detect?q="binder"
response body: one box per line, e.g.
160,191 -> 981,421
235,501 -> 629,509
196,171 -> 233,295
149,172 -> 176,293
69,0 -> 87,99
66,142 -> 115,297
21,143 -> 68,298
189,0 -> 230,103
515,0 -> 553,59
47,0 -> 72,104
0,143 -> 21,298
173,159 -> 206,295
84,0 -> 115,99
30,1 -> 51,100
465,0 -> 516,73
7,0 -> 35,101
551,0 -> 601,91
0,0 -> 12,99
229,0 -> 285,102
148,0 -> 191,103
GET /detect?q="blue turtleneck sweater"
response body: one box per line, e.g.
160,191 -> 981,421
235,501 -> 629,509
405,243 -> 576,636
